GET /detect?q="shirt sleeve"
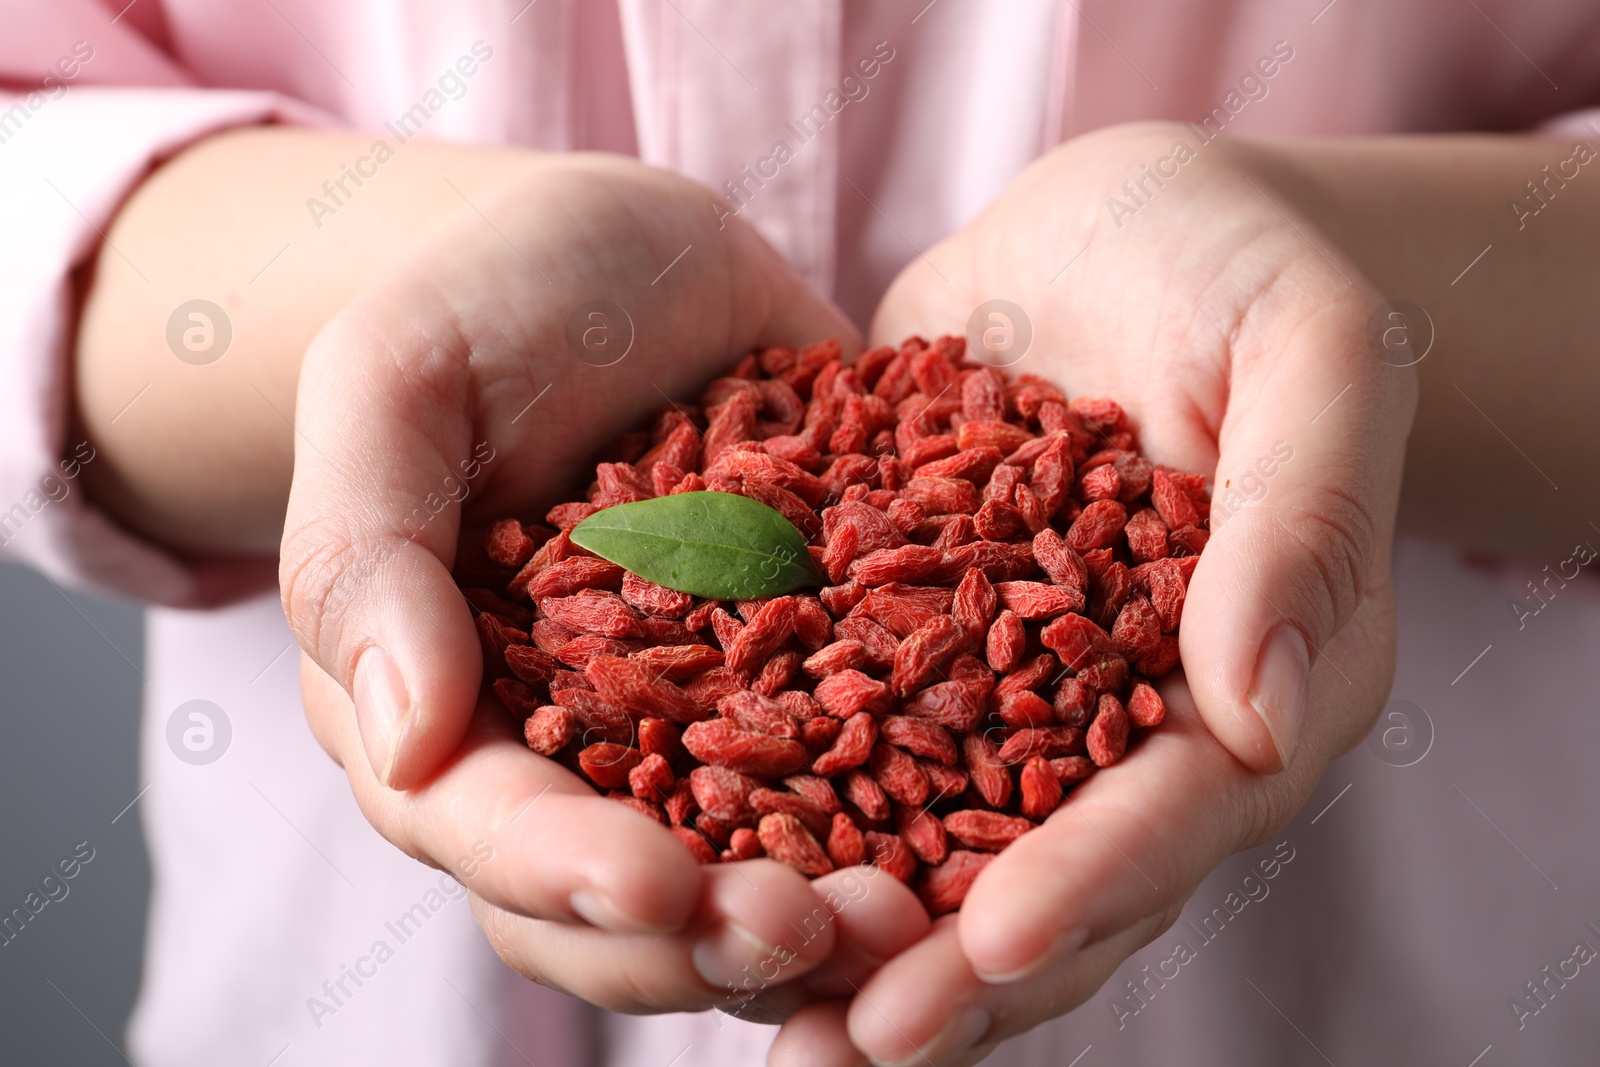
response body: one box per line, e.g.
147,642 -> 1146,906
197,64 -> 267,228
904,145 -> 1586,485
0,85 -> 324,606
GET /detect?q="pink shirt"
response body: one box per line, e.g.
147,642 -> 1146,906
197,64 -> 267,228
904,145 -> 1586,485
4,2 -> 1600,1064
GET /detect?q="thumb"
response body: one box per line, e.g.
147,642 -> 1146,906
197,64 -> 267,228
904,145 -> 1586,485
279,300 -> 485,792
1180,291 -> 1416,774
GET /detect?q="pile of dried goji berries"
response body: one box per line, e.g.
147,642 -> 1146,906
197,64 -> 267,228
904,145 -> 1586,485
457,335 -> 1207,915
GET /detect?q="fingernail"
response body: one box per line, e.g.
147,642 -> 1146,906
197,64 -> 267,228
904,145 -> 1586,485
692,921 -> 781,992
1249,623 -> 1310,771
569,887 -> 677,935
353,646 -> 410,786
871,1005 -> 992,1067
975,925 -> 1089,984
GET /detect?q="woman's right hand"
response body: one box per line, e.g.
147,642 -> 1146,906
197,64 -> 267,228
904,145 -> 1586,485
280,154 -> 929,1013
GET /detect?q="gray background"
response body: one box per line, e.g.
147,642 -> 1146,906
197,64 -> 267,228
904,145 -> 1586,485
0,560 -> 149,1065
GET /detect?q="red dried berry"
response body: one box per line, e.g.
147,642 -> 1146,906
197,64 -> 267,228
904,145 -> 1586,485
1065,499 -> 1128,553
1127,680 -> 1168,728
725,596 -> 797,677
485,518 -> 537,569
629,752 -> 676,802
999,726 -> 1085,764
918,849 -> 995,916
962,734 -> 1013,810
523,706 -> 575,756
672,825 -> 718,865
724,827 -> 765,862
813,669 -> 891,719
891,614 -> 968,697
688,765 -> 760,823
586,655 -> 703,724
897,805 -> 949,865
843,769 -> 891,822
1020,757 -> 1064,819
943,810 -> 1034,851
879,716 -> 958,765
757,813 -> 833,877
827,812 -> 867,868
849,544 -> 945,586
865,831 -> 918,881
578,743 -> 642,790
812,712 -> 879,776
870,743 -> 930,806
750,788 -> 832,840
682,719 -> 810,777
628,644 -> 724,681
1087,693 -> 1131,767
803,640 -> 868,678
994,581 -> 1085,620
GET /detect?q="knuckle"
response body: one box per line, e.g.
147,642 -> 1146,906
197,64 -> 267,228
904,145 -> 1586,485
1234,773 -> 1299,850
1268,487 -> 1377,633
279,518 -> 376,670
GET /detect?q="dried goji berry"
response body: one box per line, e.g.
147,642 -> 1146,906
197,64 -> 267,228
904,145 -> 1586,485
870,742 -> 930,806
813,669 -> 891,719
725,596 -> 797,677
523,706 -> 575,756
943,810 -> 1034,851
758,813 -> 833,876
995,580 -> 1085,620
1065,499 -> 1128,553
902,680 -> 984,732
898,805 -> 949,865
724,827 -> 765,862
865,831 -> 917,881
803,640 -> 867,678
843,769 -> 891,822
962,734 -> 1013,810
918,849 -> 994,916
1053,677 -> 1097,727
672,825 -> 718,864
629,752 -> 675,802
999,726 -> 1085,764
1127,680 -> 1167,728
578,743 -> 641,790
1087,693 -> 1130,767
540,589 -> 642,639
827,812 -> 867,868
891,614 -> 967,697
689,765 -> 759,824
485,518 -> 537,569
682,719 -> 809,777
849,544 -> 944,586
750,788 -> 832,839
879,716 -> 958,765
921,760 -> 970,801
1019,756 -> 1064,819
812,711 -> 879,776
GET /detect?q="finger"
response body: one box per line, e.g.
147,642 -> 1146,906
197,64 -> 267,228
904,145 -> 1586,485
1182,244 -> 1415,773
847,911 -> 1172,1066
800,867 -> 931,998
769,1000 -> 866,1067
280,289 -> 487,790
469,860 -> 835,1015
301,654 -> 702,933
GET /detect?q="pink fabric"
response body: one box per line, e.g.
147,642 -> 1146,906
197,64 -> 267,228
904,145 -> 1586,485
2,2 -> 1599,1065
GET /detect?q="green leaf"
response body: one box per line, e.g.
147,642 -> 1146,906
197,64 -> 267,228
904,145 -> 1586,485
570,491 -> 824,600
